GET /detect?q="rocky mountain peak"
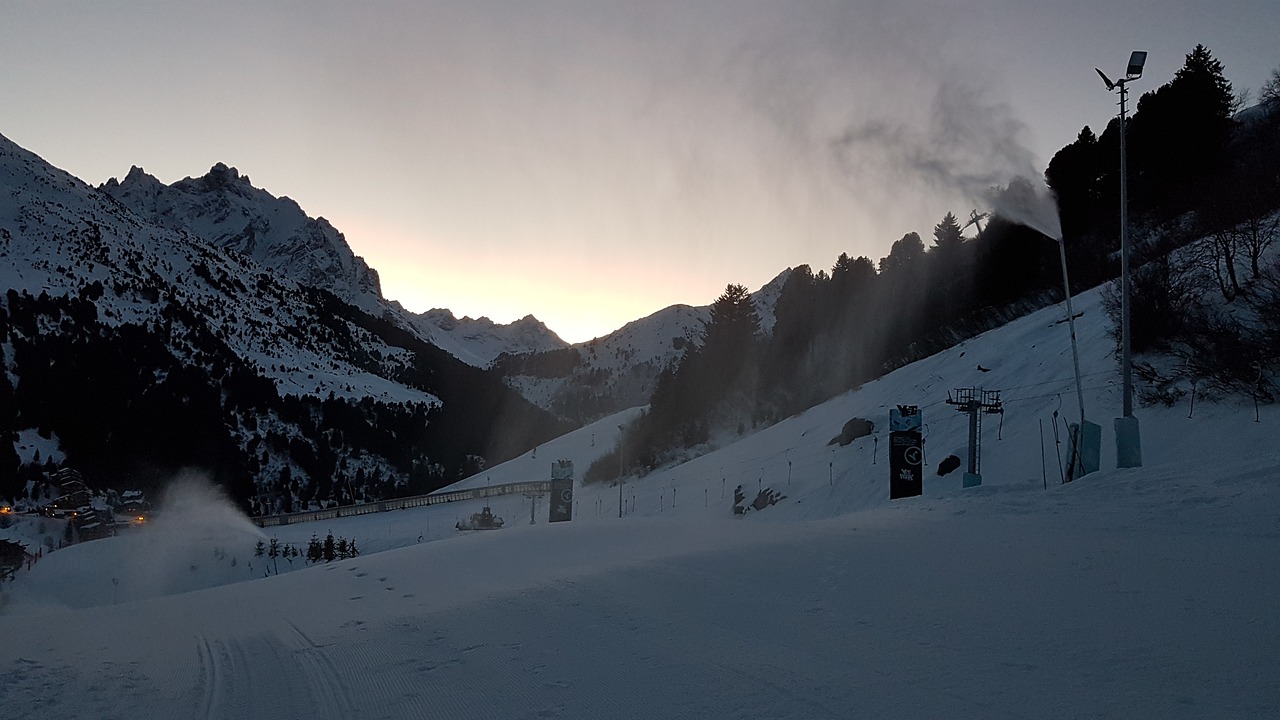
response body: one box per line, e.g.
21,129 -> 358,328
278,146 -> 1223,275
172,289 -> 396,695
102,163 -> 382,308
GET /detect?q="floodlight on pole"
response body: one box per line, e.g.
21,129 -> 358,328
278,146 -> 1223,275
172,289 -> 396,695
1098,50 -> 1145,469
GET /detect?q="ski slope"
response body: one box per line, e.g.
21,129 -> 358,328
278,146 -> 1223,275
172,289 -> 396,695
2,286 -> 1278,719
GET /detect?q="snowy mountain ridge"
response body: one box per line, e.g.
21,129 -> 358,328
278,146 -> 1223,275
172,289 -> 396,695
1,132 -> 431,405
408,308 -> 566,368
1,131 -> 565,508
100,161 -> 569,367
102,163 -> 384,313
39,138 -> 784,405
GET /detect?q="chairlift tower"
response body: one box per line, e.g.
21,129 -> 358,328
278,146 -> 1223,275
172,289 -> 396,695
947,388 -> 1004,488
963,210 -> 988,240
523,492 -> 543,525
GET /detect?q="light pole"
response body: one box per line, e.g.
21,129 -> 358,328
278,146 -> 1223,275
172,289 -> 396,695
1096,50 -> 1146,468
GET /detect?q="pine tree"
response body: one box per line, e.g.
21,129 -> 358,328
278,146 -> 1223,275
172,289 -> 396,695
267,537 -> 280,575
932,212 -> 965,252
1127,44 -> 1236,213
695,283 -> 762,407
306,533 -> 323,564
878,232 -> 925,275
1046,125 -> 1108,257
703,284 -> 760,362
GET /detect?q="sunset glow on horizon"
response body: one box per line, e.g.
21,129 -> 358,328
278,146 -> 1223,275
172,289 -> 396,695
3,1 -> 1276,344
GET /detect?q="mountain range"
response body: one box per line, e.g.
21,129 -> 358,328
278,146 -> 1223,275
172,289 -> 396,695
97,154 -> 789,408
0,131 -> 783,510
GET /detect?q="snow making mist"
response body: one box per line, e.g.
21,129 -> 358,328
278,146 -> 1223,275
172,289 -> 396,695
117,472 -> 266,597
834,76 -> 1061,240
151,472 -> 265,546
8,472 -> 267,611
986,176 -> 1062,241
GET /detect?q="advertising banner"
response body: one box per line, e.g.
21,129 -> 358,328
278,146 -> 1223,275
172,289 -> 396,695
549,478 -> 573,523
889,405 -> 923,499
549,460 -> 574,523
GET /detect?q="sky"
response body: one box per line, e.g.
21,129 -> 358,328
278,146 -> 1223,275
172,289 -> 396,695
2,1 -> 1277,343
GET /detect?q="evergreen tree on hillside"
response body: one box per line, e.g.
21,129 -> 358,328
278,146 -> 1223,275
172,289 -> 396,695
1046,125 -> 1111,279
702,283 -> 760,374
1126,44 -> 1236,213
931,212 -> 965,253
613,284 -> 763,474
758,266 -> 823,408
878,232 -> 925,275
925,211 -> 977,329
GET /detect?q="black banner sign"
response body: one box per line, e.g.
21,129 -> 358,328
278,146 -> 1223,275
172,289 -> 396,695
549,478 -> 573,523
889,406 -> 923,499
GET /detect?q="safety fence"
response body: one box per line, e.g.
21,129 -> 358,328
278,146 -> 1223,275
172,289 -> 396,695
252,480 -> 552,528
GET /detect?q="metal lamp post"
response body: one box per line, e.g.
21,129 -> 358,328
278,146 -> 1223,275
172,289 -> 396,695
1096,50 -> 1146,468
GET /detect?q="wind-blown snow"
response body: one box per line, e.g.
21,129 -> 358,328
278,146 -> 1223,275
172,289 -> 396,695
1,279 -> 1277,718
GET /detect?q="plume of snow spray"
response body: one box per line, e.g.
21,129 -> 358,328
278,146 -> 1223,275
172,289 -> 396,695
985,176 -> 1062,241
8,471 -> 266,612
834,76 -> 1062,240
121,472 -> 266,597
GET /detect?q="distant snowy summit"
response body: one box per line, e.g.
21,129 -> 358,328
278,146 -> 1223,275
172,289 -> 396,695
410,309 -> 566,368
102,163 -> 383,312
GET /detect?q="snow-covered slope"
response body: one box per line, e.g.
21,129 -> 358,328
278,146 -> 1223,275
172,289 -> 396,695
3,278 -> 1277,718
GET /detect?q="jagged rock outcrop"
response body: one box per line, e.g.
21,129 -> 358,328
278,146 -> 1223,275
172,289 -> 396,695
102,163 -> 383,311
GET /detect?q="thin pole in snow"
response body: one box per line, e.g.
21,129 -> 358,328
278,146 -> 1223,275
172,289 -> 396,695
1255,367 -> 1263,423
1052,412 -> 1065,485
1039,418 -> 1048,491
